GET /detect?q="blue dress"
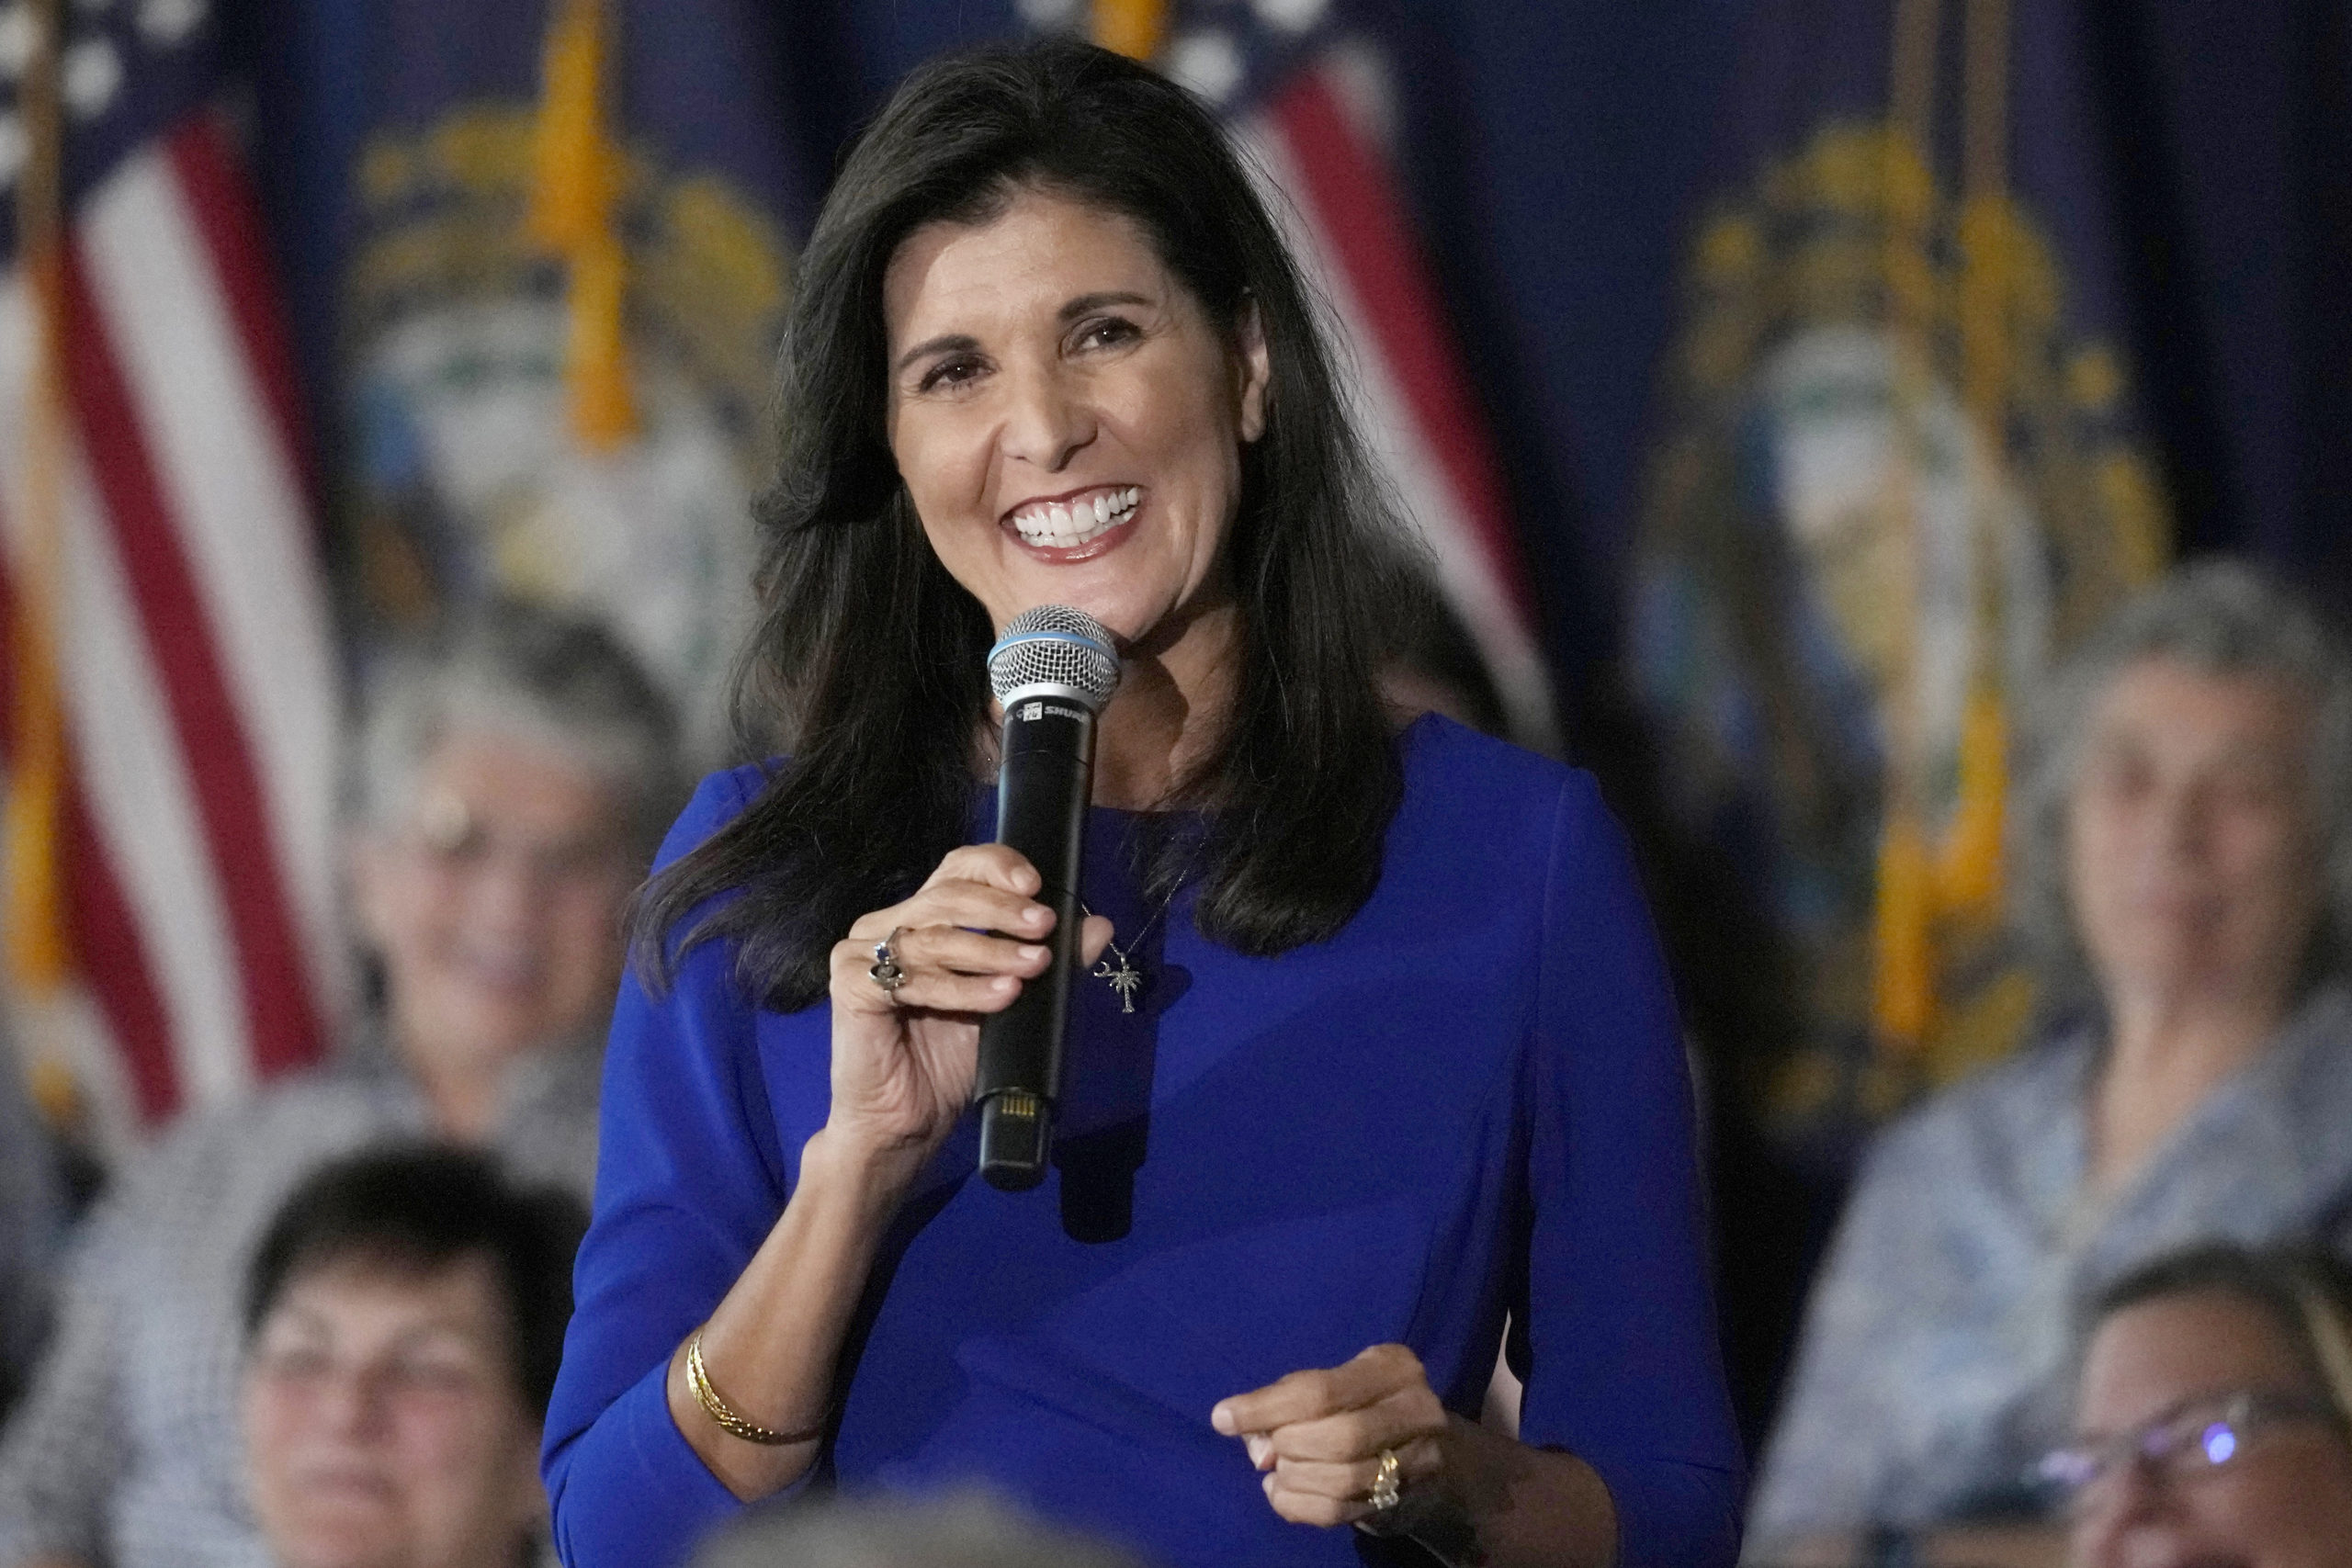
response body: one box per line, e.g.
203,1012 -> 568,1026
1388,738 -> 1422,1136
544,716 -> 1742,1567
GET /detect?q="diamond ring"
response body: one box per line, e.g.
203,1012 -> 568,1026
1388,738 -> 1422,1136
868,927 -> 908,994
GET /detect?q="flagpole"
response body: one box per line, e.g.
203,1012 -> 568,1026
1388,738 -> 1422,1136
529,0 -> 637,452
6,0 -> 80,1125
1867,0 -> 1942,1077
1938,0 -> 2016,942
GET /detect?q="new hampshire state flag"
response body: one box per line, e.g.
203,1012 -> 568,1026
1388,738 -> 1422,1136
281,0 -> 820,757
1630,0 -> 2171,1133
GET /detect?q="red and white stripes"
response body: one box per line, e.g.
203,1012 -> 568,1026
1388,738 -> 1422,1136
0,113 -> 340,1137
1238,54 -> 1558,750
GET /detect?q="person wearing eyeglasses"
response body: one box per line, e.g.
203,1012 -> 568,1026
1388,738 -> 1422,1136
241,1145 -> 588,1568
2041,1241 -> 2352,1568
0,604 -> 680,1568
1751,562 -> 2352,1552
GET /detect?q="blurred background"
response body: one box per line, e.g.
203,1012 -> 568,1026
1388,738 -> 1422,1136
0,0 -> 2345,1511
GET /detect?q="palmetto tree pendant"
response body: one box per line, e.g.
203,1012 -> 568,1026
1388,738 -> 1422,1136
1092,950 -> 1144,1013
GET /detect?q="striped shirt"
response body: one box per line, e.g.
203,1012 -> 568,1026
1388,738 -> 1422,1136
0,1033 -> 600,1568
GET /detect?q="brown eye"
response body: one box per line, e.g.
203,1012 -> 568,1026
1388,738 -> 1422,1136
1073,316 -> 1140,352
918,355 -> 985,393
384,1351 -> 483,1398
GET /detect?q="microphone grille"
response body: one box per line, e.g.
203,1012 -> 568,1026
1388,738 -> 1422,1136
988,605 -> 1121,709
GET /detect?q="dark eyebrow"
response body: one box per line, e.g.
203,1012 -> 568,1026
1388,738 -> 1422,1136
893,333 -> 980,376
893,292 -> 1154,375
1060,290 -> 1151,321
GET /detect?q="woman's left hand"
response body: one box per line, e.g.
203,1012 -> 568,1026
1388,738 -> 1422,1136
1211,1344 -> 1449,1528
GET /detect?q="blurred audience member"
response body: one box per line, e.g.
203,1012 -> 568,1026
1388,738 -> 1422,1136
2043,1242 -> 2352,1568
691,1494 -> 1146,1568
1752,560 -> 2352,1540
0,602 -> 678,1568
243,1145 -> 583,1568
0,1038 -> 59,1418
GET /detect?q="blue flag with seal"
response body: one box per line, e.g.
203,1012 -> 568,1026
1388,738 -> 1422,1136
1630,0 -> 2171,1135
285,0 -> 818,756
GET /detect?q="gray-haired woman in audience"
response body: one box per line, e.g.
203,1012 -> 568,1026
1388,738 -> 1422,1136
1751,559 -> 2352,1546
0,603 -> 680,1568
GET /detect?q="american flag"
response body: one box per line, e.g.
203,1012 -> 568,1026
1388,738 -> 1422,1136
1048,0 -> 1559,749
0,0 -> 340,1141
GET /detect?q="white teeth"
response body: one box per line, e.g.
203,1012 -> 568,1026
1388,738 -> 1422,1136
1007,488 -> 1141,548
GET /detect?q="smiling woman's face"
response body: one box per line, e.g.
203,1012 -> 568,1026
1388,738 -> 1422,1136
349,728 -> 637,1091
881,186 -> 1270,648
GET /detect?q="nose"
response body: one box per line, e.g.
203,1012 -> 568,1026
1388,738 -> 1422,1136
313,1363 -> 393,1439
462,843 -> 548,938
2070,1461 -> 2178,1568
999,358 -> 1094,471
2154,779 -> 2216,863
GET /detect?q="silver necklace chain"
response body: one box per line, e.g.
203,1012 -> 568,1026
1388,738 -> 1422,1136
1080,879 -> 1184,1014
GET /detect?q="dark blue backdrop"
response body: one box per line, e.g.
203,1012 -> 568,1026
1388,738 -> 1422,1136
225,0 -> 2352,697
215,0 -> 2352,1439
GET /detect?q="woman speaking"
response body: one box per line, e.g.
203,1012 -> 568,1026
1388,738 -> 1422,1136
543,39 -> 1739,1568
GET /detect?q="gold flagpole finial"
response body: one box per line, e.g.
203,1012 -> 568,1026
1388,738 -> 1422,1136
1091,0 -> 1170,62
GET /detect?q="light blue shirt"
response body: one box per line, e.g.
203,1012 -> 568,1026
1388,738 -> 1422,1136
1752,985 -> 2352,1537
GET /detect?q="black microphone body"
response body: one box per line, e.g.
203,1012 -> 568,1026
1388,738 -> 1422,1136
975,697 -> 1094,1188
975,607 -> 1121,1190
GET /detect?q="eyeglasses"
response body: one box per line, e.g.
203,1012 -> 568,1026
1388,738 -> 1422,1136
2034,1389 -> 2348,1506
401,792 -> 633,892
249,1339 -> 499,1415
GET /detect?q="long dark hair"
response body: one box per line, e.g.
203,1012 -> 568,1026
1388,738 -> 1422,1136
633,39 -> 1419,1010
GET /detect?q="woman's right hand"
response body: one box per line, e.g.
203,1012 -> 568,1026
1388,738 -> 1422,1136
827,845 -> 1112,1171
674,845 -> 1113,1501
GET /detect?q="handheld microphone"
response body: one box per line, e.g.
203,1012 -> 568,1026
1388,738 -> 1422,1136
975,605 -> 1121,1190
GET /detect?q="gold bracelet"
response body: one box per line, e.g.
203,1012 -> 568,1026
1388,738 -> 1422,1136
684,1328 -> 827,1447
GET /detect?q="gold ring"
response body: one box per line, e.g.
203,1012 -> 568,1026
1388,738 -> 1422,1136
1368,1446 -> 1401,1511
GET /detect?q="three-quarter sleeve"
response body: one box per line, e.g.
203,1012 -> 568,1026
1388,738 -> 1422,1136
1515,771 -> 1745,1566
543,770 -> 793,1567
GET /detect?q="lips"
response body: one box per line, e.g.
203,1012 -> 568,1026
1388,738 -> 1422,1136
434,936 -> 543,998
284,1457 -> 398,1507
1001,485 -> 1139,553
